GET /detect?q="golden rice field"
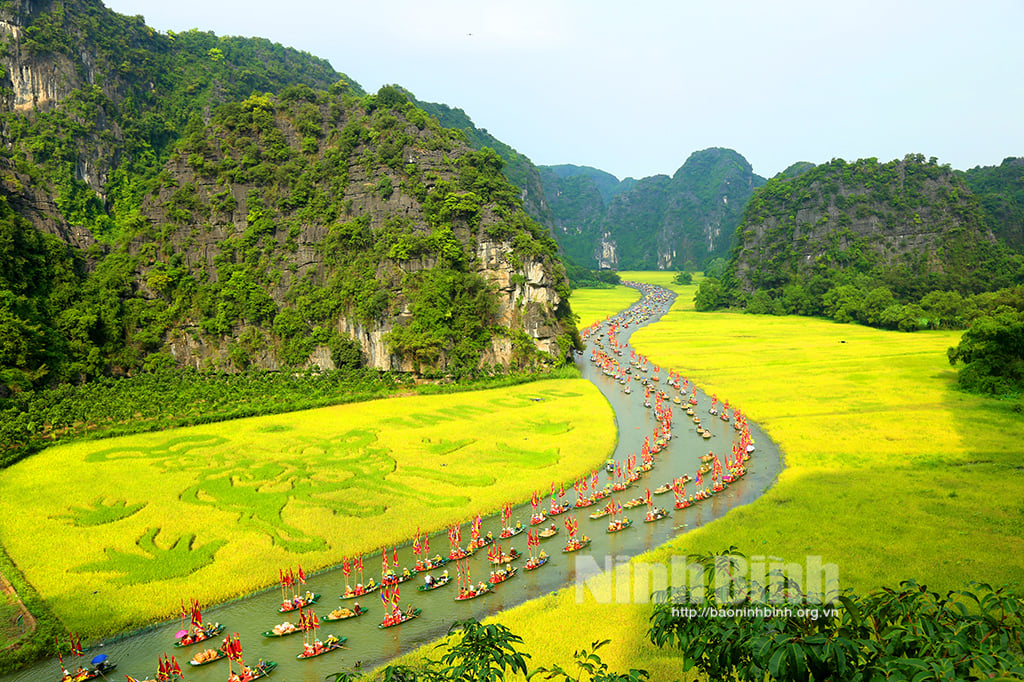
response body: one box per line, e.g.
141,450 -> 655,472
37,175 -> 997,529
390,274 -> 1024,680
569,285 -> 641,329
0,379 -> 616,639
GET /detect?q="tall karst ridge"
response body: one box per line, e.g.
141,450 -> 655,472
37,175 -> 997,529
721,155 -> 1015,300
540,148 -> 766,270
0,0 -> 576,383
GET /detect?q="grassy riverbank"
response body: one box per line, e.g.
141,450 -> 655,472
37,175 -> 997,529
384,273 -> 1023,680
0,379 -> 615,642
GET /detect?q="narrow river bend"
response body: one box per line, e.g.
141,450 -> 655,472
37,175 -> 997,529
2,283 -> 782,682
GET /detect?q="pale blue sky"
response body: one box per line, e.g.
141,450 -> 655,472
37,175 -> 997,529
103,0 -> 1024,181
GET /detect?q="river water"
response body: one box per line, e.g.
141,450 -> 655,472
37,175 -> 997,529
3,284 -> 782,682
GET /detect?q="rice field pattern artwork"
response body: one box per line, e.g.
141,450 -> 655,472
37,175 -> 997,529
0,380 -> 616,636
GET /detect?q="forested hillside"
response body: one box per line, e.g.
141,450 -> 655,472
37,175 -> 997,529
0,0 -> 576,391
539,148 -> 765,271
696,155 -> 1024,334
959,157 -> 1024,253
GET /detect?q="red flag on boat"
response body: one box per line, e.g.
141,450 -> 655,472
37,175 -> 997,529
424,534 -> 430,553
298,565 -> 306,584
393,548 -> 398,566
382,547 -> 389,572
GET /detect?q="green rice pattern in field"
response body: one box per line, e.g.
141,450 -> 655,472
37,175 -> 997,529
0,379 -> 616,639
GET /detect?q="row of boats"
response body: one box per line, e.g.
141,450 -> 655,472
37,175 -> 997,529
64,282 -> 754,681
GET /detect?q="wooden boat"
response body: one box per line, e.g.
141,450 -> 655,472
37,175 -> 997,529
499,526 -> 524,539
455,586 -> 492,601
548,503 -> 571,516
417,575 -> 451,592
606,518 -> 633,533
489,547 -> 521,565
339,584 -> 379,600
644,508 -> 669,523
189,648 -> 226,666
653,483 -> 673,495
467,535 -> 494,551
488,566 -> 518,584
537,526 -> 559,539
562,537 -> 591,553
378,607 -> 421,628
700,454 -> 714,463
174,623 -> 225,647
702,431 -> 712,439
573,498 -> 596,508
324,606 -> 368,621
675,499 -> 692,509
588,508 -> 610,520
410,556 -> 449,574
261,622 -> 302,637
523,556 -> 549,571
279,593 -> 320,613
296,636 -> 346,659
381,571 -> 413,586
240,661 -> 277,679
622,497 -> 645,509
529,513 -> 547,526
61,663 -> 117,681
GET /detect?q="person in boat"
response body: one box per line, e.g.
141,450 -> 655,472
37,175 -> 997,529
477,581 -> 487,593
424,573 -> 434,587
441,569 -> 449,581
515,520 -> 522,530
402,567 -> 411,578
367,577 -> 376,589
539,550 -> 547,560
486,530 -> 494,541
353,602 -> 362,614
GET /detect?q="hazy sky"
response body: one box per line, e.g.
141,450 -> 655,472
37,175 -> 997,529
102,0 -> 1023,181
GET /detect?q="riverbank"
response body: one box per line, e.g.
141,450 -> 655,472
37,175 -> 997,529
0,379 -> 617,648
383,274 -> 1023,680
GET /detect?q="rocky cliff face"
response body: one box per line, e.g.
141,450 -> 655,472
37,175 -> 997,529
727,155 -> 999,293
539,148 -> 765,270
0,0 -> 573,380
126,91 -> 572,373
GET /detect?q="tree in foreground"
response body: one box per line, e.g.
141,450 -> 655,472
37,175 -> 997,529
648,550 -> 1024,681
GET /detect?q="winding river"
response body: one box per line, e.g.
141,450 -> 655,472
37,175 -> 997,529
2,283 -> 782,682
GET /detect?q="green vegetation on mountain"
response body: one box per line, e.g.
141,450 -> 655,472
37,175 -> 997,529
0,0 -> 576,393
694,154 -> 1024,395
959,156 -> 1024,253
540,148 -> 766,271
697,155 -> 1023,320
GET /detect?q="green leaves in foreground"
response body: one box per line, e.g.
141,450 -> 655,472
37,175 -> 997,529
326,619 -> 648,682
73,527 -> 226,585
648,552 -> 1024,681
